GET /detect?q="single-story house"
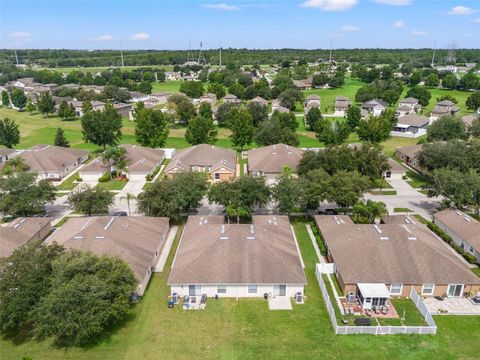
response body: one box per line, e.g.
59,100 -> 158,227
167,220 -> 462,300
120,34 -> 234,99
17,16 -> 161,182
46,216 -> 170,296
333,96 -> 351,116
397,97 -> 421,116
248,96 -> 268,107
223,94 -> 241,104
165,144 -> 236,181
391,114 -> 430,138
114,102 -> 134,120
68,100 -> 105,117
304,94 -> 321,109
395,144 -> 424,173
383,158 -> 406,180
293,79 -> 311,90
199,93 -> 217,105
430,100 -> 460,121
0,217 -> 52,258
129,91 -> 150,103
2,145 -> 89,181
247,144 -> 304,180
150,92 -> 171,104
434,208 -> 480,264
0,148 -> 15,164
79,144 -> 165,181
462,114 -> 479,128
314,215 -> 480,305
362,99 -> 388,117
168,215 -> 307,298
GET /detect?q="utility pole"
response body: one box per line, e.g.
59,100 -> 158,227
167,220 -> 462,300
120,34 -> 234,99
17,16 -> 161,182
187,38 -> 193,62
198,41 -> 206,64
120,42 -> 124,67
219,47 -> 222,67
431,40 -> 436,68
14,47 -> 19,67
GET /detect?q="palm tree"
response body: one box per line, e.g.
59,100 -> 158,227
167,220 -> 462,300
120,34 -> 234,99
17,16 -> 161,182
352,200 -> 388,224
102,146 -> 129,179
120,192 -> 137,216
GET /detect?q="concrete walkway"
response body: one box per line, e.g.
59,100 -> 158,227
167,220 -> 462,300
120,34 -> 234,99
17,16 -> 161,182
154,226 -> 178,272
306,224 -> 325,263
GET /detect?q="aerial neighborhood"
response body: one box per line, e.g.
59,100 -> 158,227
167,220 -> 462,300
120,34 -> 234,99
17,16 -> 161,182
1,2 -> 480,357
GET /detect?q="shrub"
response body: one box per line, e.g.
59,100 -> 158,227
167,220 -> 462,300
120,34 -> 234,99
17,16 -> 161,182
97,172 -> 110,183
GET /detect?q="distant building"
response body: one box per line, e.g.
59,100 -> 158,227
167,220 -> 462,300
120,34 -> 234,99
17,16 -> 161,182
223,94 -> 241,104
430,100 -> 460,121
391,114 -> 430,138
395,144 -> 424,173
247,144 -> 304,180
199,93 -> 217,105
333,96 -> 351,116
361,99 -> 388,117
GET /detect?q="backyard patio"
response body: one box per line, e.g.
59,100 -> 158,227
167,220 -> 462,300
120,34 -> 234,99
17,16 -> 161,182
424,297 -> 480,315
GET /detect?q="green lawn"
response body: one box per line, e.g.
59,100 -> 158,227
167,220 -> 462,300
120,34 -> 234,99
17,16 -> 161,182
55,172 -> 81,191
406,170 -> 430,189
2,218 -> 480,359
394,208 -> 413,213
371,178 -> 393,189
304,77 -> 365,113
369,190 -> 397,195
472,268 -> 480,278
151,81 -> 182,94
96,178 -> 128,191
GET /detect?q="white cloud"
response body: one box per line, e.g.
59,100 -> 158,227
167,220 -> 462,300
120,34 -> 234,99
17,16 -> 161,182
88,35 -> 113,42
411,30 -> 427,36
393,20 -> 405,28
341,25 -> 359,32
130,32 -> 150,41
201,3 -> 239,11
11,31 -> 32,39
472,18 -> 480,23
372,0 -> 412,5
447,6 -> 474,15
300,0 -> 358,11
331,32 -> 344,38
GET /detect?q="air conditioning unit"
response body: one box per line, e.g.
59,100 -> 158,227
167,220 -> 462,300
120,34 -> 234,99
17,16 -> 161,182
295,292 -> 304,304
347,292 -> 356,304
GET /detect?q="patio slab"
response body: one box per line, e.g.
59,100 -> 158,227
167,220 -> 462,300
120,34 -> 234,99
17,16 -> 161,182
268,297 -> 293,310
424,297 -> 480,315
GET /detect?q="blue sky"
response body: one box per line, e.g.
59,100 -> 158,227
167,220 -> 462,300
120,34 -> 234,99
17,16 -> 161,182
1,0 -> 480,49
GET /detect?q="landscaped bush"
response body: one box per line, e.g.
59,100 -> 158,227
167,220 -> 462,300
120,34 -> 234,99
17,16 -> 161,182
427,222 -> 478,264
97,172 -> 111,183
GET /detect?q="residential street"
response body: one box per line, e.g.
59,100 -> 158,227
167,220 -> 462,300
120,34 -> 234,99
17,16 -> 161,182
365,178 -> 441,220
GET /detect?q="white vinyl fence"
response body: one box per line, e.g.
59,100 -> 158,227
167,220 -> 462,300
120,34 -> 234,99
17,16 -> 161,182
315,265 -> 437,335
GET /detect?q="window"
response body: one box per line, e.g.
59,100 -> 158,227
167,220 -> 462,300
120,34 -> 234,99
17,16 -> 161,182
214,173 -> 220,180
469,245 -> 475,254
248,284 -> 257,294
390,283 -> 403,295
217,285 -> 227,294
422,283 -> 435,296
188,285 -> 201,296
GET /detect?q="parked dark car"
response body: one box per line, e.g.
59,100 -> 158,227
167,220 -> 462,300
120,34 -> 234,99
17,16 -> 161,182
113,211 -> 128,217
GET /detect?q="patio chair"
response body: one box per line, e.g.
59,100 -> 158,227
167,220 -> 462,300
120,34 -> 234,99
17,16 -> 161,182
381,306 -> 388,315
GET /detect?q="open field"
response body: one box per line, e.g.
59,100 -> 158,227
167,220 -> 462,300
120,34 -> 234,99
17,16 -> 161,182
151,81 -> 182,94
1,218 -> 479,360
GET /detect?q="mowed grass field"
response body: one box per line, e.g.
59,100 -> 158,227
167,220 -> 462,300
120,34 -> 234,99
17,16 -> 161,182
1,219 -> 479,360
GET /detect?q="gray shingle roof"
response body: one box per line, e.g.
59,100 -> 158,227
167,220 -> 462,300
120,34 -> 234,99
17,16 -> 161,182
315,215 -> 480,285
434,209 -> 480,252
165,144 -> 236,173
0,217 -> 51,257
247,144 -> 304,174
168,215 -> 307,285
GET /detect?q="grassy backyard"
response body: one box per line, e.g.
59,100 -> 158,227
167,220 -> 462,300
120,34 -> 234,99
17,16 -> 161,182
2,218 -> 480,360
96,178 -> 129,191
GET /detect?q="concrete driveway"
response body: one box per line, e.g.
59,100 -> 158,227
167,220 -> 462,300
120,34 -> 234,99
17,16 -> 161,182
111,180 -> 146,215
365,178 -> 441,220
45,195 -> 72,226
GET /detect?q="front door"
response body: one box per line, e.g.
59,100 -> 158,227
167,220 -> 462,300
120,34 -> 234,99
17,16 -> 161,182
273,285 -> 286,296
447,284 -> 463,297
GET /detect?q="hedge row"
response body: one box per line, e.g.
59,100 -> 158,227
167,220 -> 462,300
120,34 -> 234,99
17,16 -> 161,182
427,222 -> 477,264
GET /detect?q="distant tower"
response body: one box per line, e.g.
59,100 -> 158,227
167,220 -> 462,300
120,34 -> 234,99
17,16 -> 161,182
431,40 -> 436,68
446,40 -> 457,64
198,41 -> 206,64
328,38 -> 333,64
187,38 -> 194,62
120,42 -> 125,67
